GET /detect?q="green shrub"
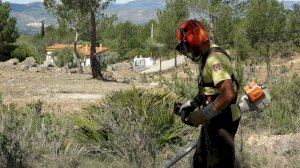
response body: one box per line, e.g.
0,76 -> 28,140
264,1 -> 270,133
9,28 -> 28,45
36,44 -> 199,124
0,97 -> 82,167
52,48 -> 75,67
125,48 -> 148,61
52,48 -> 84,68
105,51 -> 120,65
11,40 -> 41,63
72,87 -> 193,167
159,66 -> 198,100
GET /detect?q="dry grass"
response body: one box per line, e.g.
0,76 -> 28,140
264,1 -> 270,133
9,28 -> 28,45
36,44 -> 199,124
0,67 -> 153,114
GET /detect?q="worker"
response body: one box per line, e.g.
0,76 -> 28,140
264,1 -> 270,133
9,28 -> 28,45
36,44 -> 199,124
174,20 -> 241,168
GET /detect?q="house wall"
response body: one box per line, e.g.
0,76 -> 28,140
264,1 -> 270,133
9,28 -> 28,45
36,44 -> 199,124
133,57 -> 155,68
133,56 -> 155,71
85,58 -> 91,66
46,51 -> 54,63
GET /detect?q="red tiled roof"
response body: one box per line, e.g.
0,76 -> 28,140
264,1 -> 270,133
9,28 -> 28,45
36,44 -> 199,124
46,44 -> 108,57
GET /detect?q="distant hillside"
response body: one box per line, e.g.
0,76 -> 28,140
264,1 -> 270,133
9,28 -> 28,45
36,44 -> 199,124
7,0 -> 300,34
284,0 -> 300,9
10,2 -> 57,35
9,0 -> 165,34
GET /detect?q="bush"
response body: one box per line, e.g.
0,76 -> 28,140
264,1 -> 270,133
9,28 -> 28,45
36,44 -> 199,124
159,66 -> 198,100
125,48 -> 149,61
11,40 -> 41,63
105,51 -> 120,65
52,48 -> 74,67
71,87 -> 194,167
0,97 -> 83,167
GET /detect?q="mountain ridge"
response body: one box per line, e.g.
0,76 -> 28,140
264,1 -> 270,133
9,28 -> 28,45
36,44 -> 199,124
7,0 -> 300,34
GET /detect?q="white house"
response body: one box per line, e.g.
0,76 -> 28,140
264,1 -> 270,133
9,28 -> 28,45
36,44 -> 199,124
46,44 -> 108,67
132,56 -> 155,71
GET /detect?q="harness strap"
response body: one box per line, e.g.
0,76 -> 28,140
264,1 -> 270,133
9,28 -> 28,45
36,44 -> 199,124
199,47 -> 240,91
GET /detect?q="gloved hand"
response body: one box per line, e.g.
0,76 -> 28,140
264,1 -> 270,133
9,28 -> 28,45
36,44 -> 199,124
187,103 -> 219,127
174,100 -> 199,127
174,100 -> 198,116
180,99 -> 199,114
173,102 -> 182,116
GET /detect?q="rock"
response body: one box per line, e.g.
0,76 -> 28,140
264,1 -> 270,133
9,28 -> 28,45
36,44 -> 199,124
5,58 -> 19,66
44,60 -> 55,68
54,67 -> 62,73
111,63 -> 131,71
29,67 -> 38,72
20,64 -> 28,71
123,77 -> 132,84
102,70 -> 116,82
111,65 -> 117,71
62,65 -> 69,73
106,65 -> 113,72
29,66 -> 47,73
69,68 -> 78,74
20,57 -> 36,70
114,75 -> 124,83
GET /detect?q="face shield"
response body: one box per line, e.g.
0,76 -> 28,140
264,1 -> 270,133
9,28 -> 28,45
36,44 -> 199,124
175,40 -> 201,62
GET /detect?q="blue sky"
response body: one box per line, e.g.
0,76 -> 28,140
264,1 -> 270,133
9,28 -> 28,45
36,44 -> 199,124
2,0 -> 134,4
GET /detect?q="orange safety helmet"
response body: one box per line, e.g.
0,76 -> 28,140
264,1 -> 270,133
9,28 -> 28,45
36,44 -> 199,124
175,20 -> 209,62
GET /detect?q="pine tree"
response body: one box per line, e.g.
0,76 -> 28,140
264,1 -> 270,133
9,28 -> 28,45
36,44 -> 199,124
0,2 -> 19,61
45,0 -> 114,79
41,21 -> 45,38
244,0 -> 286,80
157,0 -> 189,50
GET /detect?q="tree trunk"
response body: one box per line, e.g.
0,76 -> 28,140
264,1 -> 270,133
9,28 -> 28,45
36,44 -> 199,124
90,11 -> 102,79
174,49 -> 177,68
209,14 -> 216,42
73,30 -> 83,73
160,56 -> 162,73
266,56 -> 272,82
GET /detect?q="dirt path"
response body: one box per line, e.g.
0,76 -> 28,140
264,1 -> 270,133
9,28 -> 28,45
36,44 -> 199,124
0,67 -> 150,114
141,56 -> 185,74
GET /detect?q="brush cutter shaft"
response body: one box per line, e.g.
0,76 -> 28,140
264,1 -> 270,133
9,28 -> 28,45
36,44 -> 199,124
165,141 -> 198,168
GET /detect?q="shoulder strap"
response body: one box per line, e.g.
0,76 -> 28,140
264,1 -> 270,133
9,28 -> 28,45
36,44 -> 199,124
202,47 -> 230,65
200,47 -> 240,91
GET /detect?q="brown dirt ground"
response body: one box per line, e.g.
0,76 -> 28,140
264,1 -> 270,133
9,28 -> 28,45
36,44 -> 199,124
0,66 -> 153,114
1,52 -> 299,114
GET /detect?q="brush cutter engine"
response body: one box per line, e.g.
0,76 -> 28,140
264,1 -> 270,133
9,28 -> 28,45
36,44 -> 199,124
238,82 -> 271,113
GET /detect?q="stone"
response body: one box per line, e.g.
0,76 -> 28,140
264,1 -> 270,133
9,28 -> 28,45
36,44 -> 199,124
20,57 -> 36,70
62,65 -> 69,73
28,66 -> 47,73
123,77 -> 132,84
29,67 -> 38,72
54,67 -> 62,73
44,60 -> 55,68
5,58 -> 19,66
69,68 -> 78,74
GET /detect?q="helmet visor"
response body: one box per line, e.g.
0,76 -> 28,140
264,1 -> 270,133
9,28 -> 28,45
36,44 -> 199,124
175,40 -> 190,55
175,41 -> 200,62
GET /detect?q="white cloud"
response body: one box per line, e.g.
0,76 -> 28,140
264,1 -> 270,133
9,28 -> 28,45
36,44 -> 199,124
115,0 -> 134,4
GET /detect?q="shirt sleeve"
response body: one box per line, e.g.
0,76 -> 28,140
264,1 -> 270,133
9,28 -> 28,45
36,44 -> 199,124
207,54 -> 232,86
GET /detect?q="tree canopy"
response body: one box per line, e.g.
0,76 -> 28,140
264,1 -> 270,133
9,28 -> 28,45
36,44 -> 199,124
0,2 -> 19,59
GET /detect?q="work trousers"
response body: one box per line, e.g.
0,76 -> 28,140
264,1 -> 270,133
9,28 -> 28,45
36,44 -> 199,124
193,105 -> 240,168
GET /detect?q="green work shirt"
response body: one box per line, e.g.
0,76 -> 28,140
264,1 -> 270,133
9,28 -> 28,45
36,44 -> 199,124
200,47 -> 240,121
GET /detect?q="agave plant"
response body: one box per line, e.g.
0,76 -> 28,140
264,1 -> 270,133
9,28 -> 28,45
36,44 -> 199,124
72,87 -> 194,167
